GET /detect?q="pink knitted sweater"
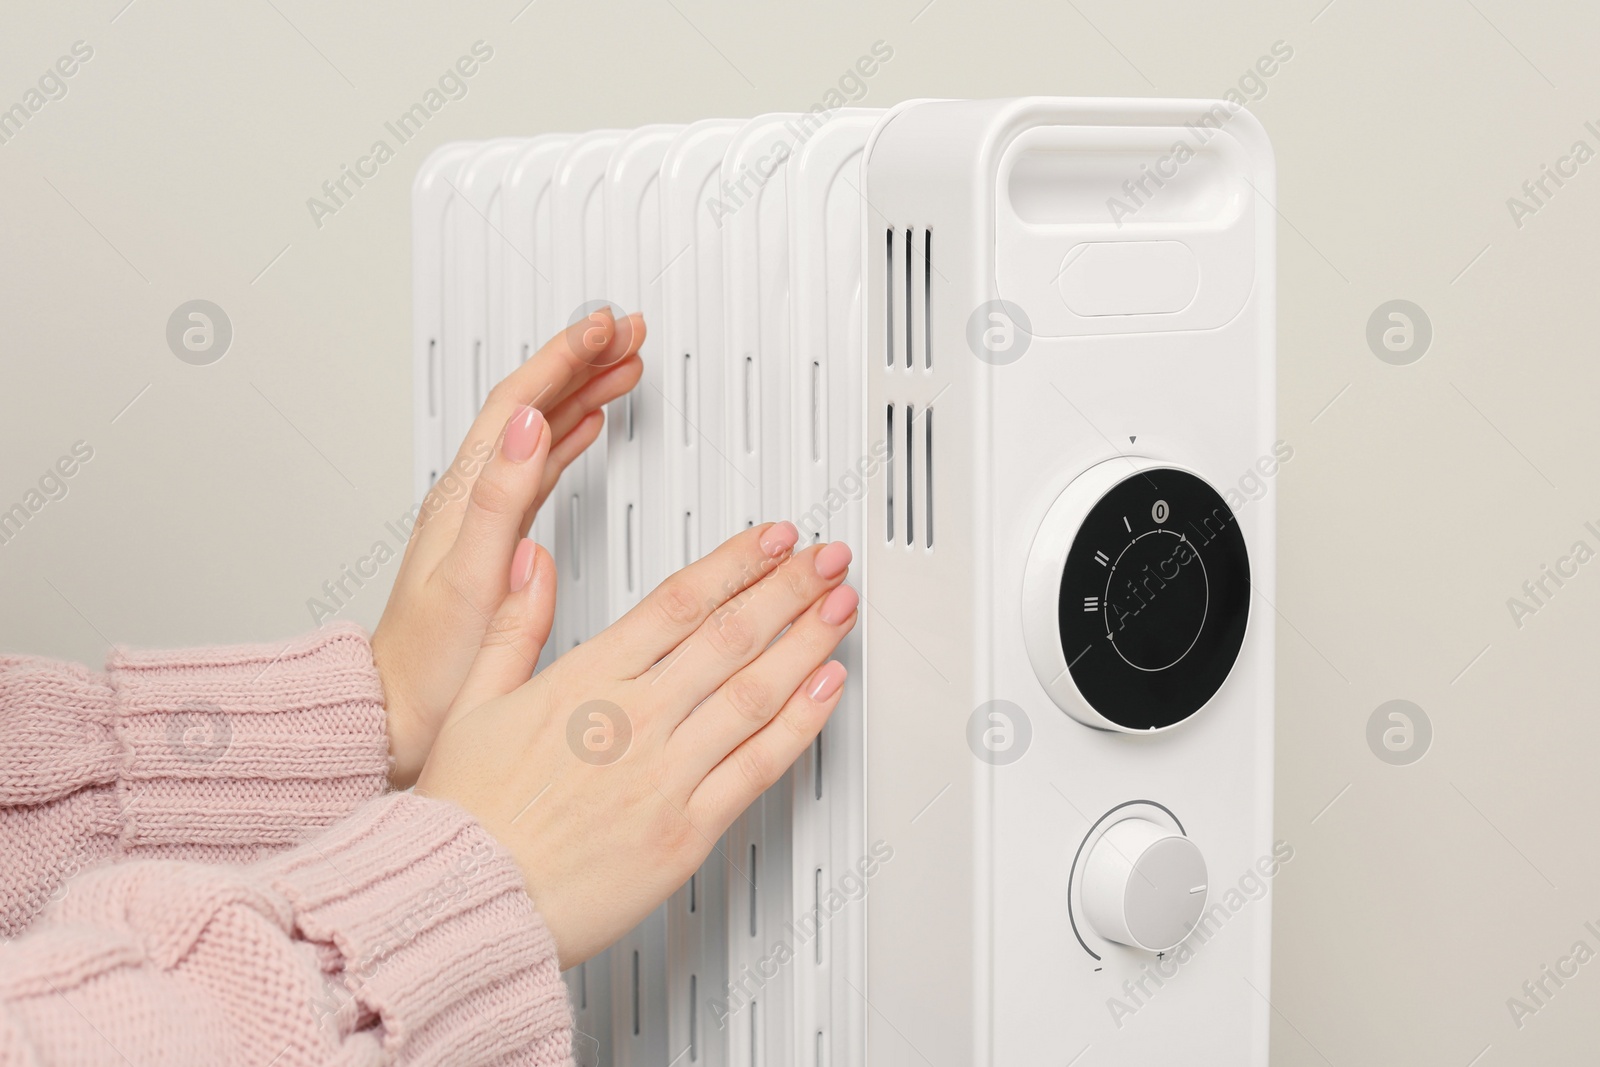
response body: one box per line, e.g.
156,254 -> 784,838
0,622 -> 572,1065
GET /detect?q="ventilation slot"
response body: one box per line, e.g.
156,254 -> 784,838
631,948 -> 641,1035
684,511 -> 693,568
810,361 -> 821,462
885,225 -> 932,370
924,228 -> 933,369
813,867 -> 823,963
568,493 -> 582,579
813,735 -> 823,800
925,406 -> 935,548
905,403 -> 915,547
683,352 -> 693,445
625,503 -> 636,592
473,340 -> 485,408
904,228 -> 913,369
690,974 -> 699,1062
743,356 -> 755,453
884,403 -> 934,551
884,228 -> 894,368
884,404 -> 895,542
427,339 -> 438,416
578,961 -> 587,1009
689,873 -> 697,914
749,844 -> 759,937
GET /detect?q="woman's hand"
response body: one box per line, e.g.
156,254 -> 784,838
374,310 -> 645,787
416,521 -> 859,969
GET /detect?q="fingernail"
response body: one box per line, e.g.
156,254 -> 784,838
807,661 -> 847,703
503,405 -> 546,463
760,521 -> 799,557
509,538 -> 537,592
814,540 -> 852,580
819,584 -> 859,625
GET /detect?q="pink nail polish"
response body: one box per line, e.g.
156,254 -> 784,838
760,521 -> 799,556
819,584 -> 859,625
814,540 -> 852,580
807,661 -> 846,703
503,405 -> 546,463
510,538 -> 538,592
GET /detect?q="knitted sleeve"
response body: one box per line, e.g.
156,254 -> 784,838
0,622 -> 390,940
0,792 -> 573,1066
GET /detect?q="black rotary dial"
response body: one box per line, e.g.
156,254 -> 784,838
1056,468 -> 1250,730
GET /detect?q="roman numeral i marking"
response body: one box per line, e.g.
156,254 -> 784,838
1083,596 -> 1100,612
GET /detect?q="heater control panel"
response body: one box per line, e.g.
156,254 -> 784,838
1023,460 -> 1251,732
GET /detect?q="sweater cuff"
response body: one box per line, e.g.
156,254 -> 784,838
264,792 -> 572,1064
106,622 -> 390,861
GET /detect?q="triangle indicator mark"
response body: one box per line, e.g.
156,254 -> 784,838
1129,435 -> 1137,443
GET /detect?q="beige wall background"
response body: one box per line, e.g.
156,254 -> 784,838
3,0 -> 1598,1061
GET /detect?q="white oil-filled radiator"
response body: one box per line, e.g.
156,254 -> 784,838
411,97 -> 1278,1067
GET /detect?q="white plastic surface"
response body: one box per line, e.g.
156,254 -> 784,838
502,134 -> 576,672
861,97 -> 1275,1066
446,139 -> 530,454
602,122 -> 683,1067
411,141 -> 478,503
550,128 -> 627,1063
550,131 -> 623,659
784,107 -> 880,1067
659,117 -> 742,1067
718,112 -> 802,1067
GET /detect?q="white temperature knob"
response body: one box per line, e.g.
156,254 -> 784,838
1081,818 -> 1208,952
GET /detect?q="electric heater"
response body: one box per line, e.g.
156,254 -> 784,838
411,97 -> 1276,1066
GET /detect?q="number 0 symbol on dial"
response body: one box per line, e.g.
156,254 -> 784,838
1152,499 -> 1170,524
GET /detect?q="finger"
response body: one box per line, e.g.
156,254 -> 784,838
484,310 -> 638,447
639,540 -> 853,708
530,409 -> 605,520
451,540 -> 557,712
520,357 -> 638,523
572,310 -> 644,373
587,521 -> 802,676
522,356 -> 636,518
437,404 -> 552,610
663,583 -> 857,791
544,353 -> 642,443
688,659 -> 848,834
415,312 -> 646,557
